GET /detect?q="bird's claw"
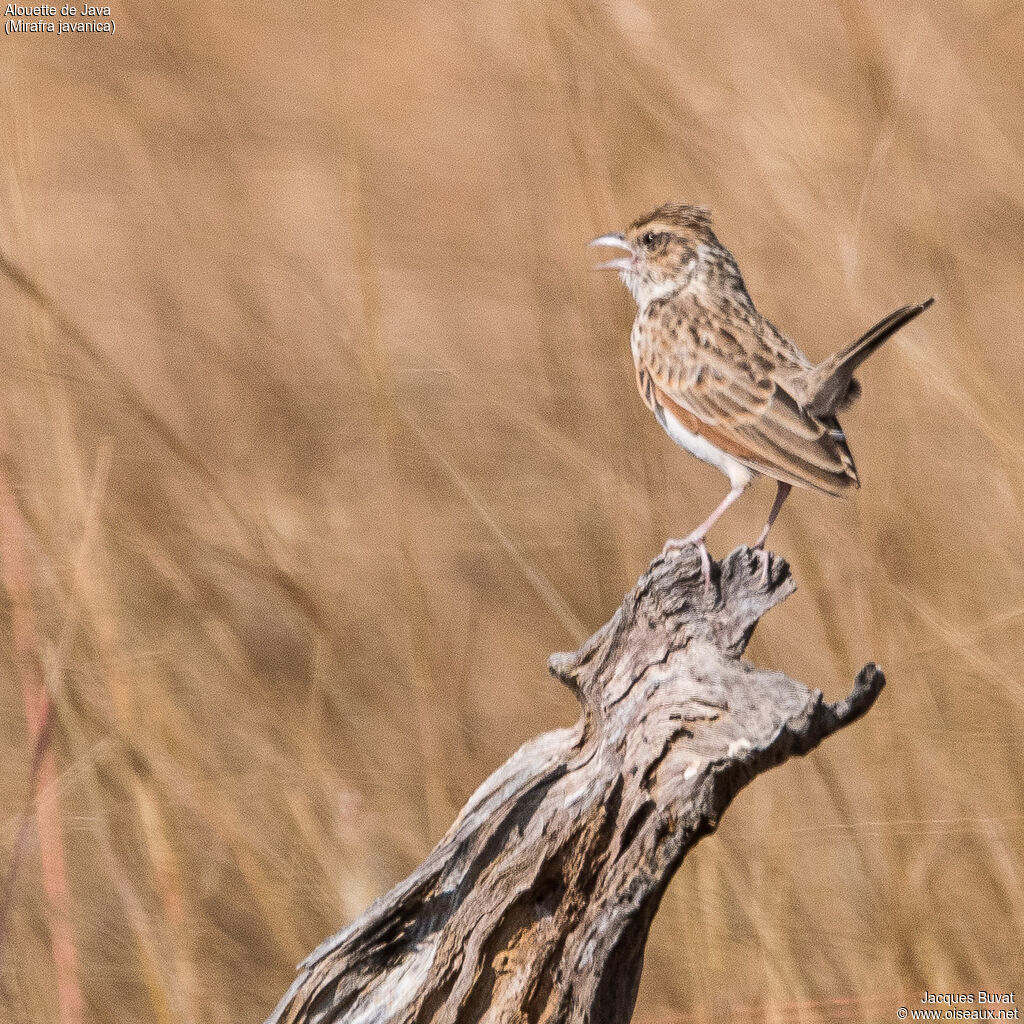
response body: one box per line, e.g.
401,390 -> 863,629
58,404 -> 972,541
754,540 -> 771,587
661,535 -> 713,587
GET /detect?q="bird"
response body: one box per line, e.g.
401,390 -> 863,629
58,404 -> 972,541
590,203 -> 934,577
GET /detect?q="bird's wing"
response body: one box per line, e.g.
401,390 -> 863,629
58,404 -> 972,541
636,316 -> 859,496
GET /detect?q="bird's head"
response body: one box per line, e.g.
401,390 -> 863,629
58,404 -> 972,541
590,203 -> 721,307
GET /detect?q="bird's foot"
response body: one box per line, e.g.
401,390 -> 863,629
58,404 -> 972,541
749,537 -> 777,586
753,525 -> 776,584
662,534 -> 713,586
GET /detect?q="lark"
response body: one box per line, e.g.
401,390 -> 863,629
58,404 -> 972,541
591,203 -> 933,574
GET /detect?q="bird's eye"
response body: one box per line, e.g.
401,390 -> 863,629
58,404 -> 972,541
640,231 -> 656,247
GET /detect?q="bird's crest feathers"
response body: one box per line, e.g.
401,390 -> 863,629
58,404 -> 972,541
630,203 -> 713,236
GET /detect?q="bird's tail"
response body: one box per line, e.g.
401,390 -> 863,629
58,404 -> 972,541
804,297 -> 935,415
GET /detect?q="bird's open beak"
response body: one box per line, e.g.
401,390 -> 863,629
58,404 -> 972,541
588,233 -> 633,271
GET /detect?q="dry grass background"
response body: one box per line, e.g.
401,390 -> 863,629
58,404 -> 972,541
1,1 -> 1023,1021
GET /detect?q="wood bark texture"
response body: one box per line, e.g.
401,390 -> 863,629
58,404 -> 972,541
267,545 -> 884,1024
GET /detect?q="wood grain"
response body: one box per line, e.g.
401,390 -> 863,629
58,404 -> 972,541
268,545 -> 884,1024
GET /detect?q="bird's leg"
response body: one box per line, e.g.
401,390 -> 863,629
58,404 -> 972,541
754,481 -> 792,549
662,482 -> 748,582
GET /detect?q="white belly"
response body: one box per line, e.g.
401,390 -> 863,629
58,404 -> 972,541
657,405 -> 755,490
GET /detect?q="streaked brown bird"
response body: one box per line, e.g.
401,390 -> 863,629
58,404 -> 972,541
591,203 -> 933,574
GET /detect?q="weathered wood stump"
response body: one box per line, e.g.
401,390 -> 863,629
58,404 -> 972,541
267,545 -> 884,1024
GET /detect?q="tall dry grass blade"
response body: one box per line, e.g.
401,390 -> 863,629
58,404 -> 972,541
400,411 -> 589,644
55,442 -> 206,1020
0,459 -> 84,1024
0,245 -> 266,557
56,687 -> 192,1024
0,691 -> 52,963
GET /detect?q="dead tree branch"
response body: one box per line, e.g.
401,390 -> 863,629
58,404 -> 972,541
267,545 -> 884,1024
